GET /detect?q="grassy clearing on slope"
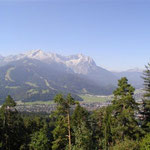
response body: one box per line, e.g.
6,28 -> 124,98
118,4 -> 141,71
5,67 -> 15,82
5,86 -> 20,89
16,101 -> 54,105
27,89 -> 39,95
80,94 -> 112,103
25,82 -> 38,88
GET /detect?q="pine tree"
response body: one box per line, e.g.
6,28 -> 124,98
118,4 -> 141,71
29,128 -> 50,150
111,77 -> 140,142
52,94 -> 76,150
0,115 -> 2,149
104,106 -> 112,150
72,121 -> 92,150
72,104 -> 92,150
2,95 -> 16,108
72,104 -> 89,127
90,107 -> 106,149
112,138 -> 139,150
141,63 -> 150,132
0,95 -> 25,150
140,133 -> 150,150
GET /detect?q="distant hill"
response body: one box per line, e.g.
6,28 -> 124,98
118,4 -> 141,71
113,68 -> 144,89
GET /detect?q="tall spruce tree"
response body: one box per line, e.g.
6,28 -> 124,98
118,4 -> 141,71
104,106 -> 112,150
29,128 -> 50,150
90,107 -> 106,150
0,114 -> 2,148
72,104 -> 89,127
0,95 -> 25,150
141,63 -> 150,132
72,104 -> 92,150
72,121 -> 92,150
52,94 -> 76,150
111,77 -> 140,142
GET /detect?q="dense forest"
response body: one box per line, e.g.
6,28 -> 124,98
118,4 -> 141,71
0,63 -> 150,150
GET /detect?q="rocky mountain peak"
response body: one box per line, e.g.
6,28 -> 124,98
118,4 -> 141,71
25,50 -> 48,59
23,50 -> 97,74
67,53 -> 96,65
0,50 -> 97,74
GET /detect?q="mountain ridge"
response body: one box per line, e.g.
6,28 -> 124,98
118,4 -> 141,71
0,50 -> 117,86
0,50 -> 144,103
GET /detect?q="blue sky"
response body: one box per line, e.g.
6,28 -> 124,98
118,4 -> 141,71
0,0 -> 150,71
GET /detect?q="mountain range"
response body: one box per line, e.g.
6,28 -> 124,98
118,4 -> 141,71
0,50 -> 144,103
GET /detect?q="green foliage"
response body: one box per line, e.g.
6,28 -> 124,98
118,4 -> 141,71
72,104 -> 89,126
140,133 -> 150,150
0,115 -> 3,148
54,93 -> 76,108
72,104 -> 92,150
72,121 -> 92,150
52,115 -> 68,150
0,95 -> 26,150
29,128 -> 50,150
52,94 -> 76,150
141,63 -> 150,132
90,107 -> 106,149
143,63 -> 150,98
111,77 -> 141,141
111,138 -> 139,150
2,95 -> 16,108
0,81 -> 149,150
104,106 -> 112,150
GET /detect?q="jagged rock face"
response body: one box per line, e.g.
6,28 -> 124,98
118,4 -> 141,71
24,50 -> 98,74
65,54 -> 97,74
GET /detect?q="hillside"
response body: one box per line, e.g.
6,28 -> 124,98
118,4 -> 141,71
0,50 -> 144,103
0,56 -> 115,103
113,69 -> 143,89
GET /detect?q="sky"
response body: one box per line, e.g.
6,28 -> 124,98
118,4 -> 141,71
0,0 -> 150,71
